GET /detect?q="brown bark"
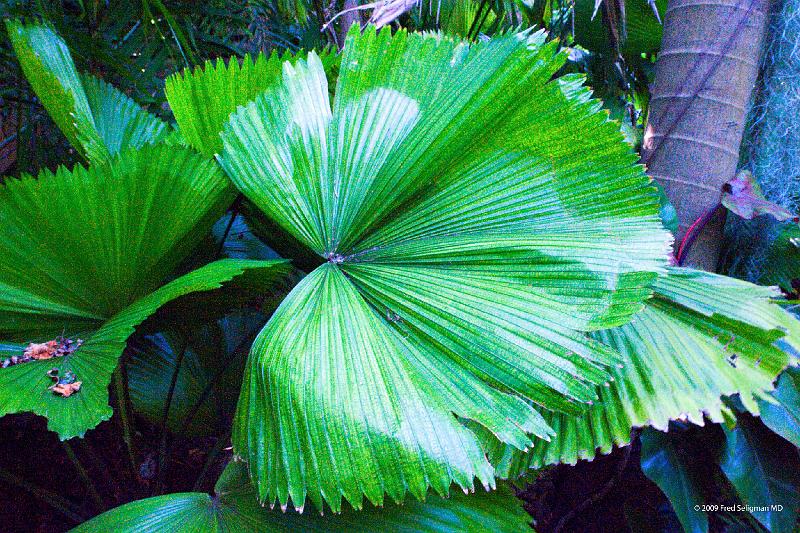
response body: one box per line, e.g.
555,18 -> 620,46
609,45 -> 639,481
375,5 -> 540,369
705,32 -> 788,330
336,0 -> 362,48
641,0 -> 771,271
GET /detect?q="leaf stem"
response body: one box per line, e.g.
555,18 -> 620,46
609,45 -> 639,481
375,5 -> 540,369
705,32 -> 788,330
154,335 -> 190,495
63,440 -> 105,511
114,364 -> 137,477
0,467 -> 85,524
676,204 -> 723,265
193,428 -> 232,492
216,194 -> 244,258
79,439 -> 122,504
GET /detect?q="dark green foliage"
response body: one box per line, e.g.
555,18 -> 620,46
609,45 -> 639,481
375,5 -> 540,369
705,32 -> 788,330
74,461 -> 532,531
2,4 -> 800,533
641,414 -> 800,533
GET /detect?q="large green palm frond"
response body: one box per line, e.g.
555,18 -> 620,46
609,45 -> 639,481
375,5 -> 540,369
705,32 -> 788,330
6,21 -> 170,164
160,25 -> 675,511
483,268 -> 800,478
164,47 -> 338,158
73,461 -> 531,532
0,259 -> 288,440
0,144 -> 290,439
1,146 -> 232,328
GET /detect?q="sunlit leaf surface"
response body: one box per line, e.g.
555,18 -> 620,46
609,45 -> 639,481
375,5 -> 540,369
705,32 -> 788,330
210,26 -> 674,511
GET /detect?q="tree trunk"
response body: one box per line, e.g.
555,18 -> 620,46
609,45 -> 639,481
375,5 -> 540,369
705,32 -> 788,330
641,0 -> 771,271
336,0 -> 362,48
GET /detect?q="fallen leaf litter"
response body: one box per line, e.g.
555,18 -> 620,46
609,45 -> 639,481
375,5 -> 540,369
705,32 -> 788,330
1,337 -> 84,397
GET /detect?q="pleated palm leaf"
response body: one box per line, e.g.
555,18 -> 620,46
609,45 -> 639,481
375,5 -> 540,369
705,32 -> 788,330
9,17 -> 800,527
73,461 -> 530,532
0,144 -> 290,439
6,21 -> 171,165
1,24 -> 292,441
484,268 -> 800,477
166,25 -> 674,512
165,46 -> 339,159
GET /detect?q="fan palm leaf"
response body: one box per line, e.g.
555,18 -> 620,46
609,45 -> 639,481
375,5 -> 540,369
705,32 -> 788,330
6,21 -> 170,164
0,145 -> 290,439
162,25 -> 674,511
483,268 -> 800,477
164,48 -> 338,158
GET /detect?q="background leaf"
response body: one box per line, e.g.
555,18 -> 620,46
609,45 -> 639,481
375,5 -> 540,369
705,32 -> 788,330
80,74 -> 171,160
0,259 -> 290,439
73,461 -> 531,532
573,0 -> 665,61
7,21 -> 170,163
759,367 -> 800,448
759,225 -> 800,294
721,415 -> 800,532
6,20 -> 101,160
640,428 -> 708,533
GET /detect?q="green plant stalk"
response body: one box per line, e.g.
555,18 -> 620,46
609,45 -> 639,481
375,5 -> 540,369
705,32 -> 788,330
154,337 -> 190,495
78,440 -> 122,504
467,0 -> 491,39
144,0 -> 197,66
0,467 -> 85,523
114,366 -> 137,476
14,53 -> 24,172
193,428 -> 232,492
63,440 -> 106,511
176,331 -> 256,436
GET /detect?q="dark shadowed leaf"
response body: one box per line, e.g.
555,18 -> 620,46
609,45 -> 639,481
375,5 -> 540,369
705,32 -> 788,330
574,0 -> 665,60
72,461 -> 531,532
721,416 -> 800,532
640,428 -> 708,533
759,225 -> 800,294
759,367 -> 800,447
212,213 -> 280,261
127,312 -> 267,437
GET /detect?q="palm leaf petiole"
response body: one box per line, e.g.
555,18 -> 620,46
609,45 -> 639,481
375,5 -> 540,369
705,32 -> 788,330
0,467 -> 85,523
154,335 -> 189,495
114,365 -> 137,477
192,428 -> 232,492
63,440 -> 105,512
